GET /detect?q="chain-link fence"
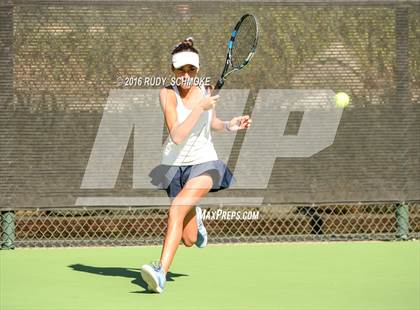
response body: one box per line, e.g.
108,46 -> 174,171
1,202 -> 419,248
1,1 -> 419,249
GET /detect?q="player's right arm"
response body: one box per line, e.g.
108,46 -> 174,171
159,87 -> 218,145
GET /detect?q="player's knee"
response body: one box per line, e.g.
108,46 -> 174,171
182,230 -> 197,247
182,237 -> 195,247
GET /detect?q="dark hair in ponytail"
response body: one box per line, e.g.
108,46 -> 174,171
171,37 -> 199,55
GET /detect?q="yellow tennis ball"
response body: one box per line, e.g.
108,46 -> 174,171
335,92 -> 350,108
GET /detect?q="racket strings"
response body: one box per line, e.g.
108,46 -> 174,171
231,16 -> 257,68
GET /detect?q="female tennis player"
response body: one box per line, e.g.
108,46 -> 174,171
141,37 -> 251,293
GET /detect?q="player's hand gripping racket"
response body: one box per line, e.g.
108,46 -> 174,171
211,13 -> 259,95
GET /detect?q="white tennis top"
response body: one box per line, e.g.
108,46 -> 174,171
161,84 -> 219,166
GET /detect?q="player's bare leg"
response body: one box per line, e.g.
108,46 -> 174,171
160,173 -> 213,273
181,207 -> 198,247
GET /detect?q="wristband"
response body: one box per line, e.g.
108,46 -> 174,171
224,121 -> 232,132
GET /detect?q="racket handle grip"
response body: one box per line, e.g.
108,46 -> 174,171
212,78 -> 224,96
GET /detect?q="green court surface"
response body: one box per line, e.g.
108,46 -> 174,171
1,241 -> 419,310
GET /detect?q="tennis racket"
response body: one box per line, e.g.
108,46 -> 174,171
212,13 -> 259,95
180,14 -> 259,163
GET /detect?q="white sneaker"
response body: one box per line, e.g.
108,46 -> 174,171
140,261 -> 166,293
195,206 -> 208,248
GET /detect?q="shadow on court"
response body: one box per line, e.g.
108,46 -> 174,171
68,264 -> 188,293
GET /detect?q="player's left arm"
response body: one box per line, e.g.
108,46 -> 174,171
211,106 -> 252,132
205,84 -> 252,132
211,108 -> 227,132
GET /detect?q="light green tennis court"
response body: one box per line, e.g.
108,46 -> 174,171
1,241 -> 419,310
